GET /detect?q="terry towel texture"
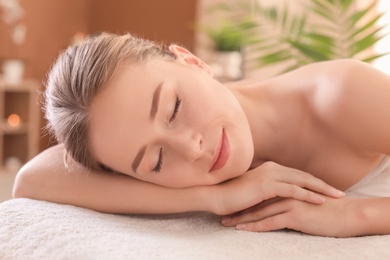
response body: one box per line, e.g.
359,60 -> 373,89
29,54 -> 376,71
1,198 -> 390,259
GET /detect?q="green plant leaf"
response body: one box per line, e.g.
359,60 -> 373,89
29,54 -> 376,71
302,42 -> 334,59
203,0 -> 386,73
345,1 -> 376,30
311,0 -> 332,12
325,0 -> 335,4
288,40 -> 331,61
340,0 -> 354,11
296,14 -> 307,38
362,52 -> 390,63
347,14 -> 383,40
281,3 -> 288,29
310,7 -> 334,22
349,28 -> 384,56
258,49 -> 292,65
304,32 -> 334,46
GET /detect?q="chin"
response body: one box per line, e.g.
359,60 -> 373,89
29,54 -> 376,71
235,138 -> 254,173
231,160 -> 251,178
218,152 -> 253,183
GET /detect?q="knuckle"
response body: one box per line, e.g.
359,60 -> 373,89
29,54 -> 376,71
261,161 -> 277,171
297,170 -> 310,182
304,189 -> 313,199
258,161 -> 279,179
288,184 -> 300,197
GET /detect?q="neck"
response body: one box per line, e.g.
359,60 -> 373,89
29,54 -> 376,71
227,79 -> 303,169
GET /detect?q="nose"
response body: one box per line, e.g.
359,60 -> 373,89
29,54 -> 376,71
165,129 -> 203,161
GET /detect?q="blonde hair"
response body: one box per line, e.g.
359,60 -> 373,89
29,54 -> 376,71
45,33 -> 175,170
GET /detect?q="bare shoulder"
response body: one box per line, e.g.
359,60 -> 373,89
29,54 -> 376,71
306,59 -> 390,155
16,143 -> 67,176
13,143 -> 89,198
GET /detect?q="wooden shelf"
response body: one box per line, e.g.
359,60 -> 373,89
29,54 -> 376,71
0,79 -> 39,92
0,79 -> 40,170
1,123 -> 29,135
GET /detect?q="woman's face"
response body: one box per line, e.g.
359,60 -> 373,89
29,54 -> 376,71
89,46 -> 254,188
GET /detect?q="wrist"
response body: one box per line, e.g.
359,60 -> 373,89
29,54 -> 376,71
345,198 -> 382,236
199,184 -> 232,215
182,185 -> 216,213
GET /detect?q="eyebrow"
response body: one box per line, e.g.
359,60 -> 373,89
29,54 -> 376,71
132,145 -> 146,173
150,82 -> 163,120
132,83 -> 163,173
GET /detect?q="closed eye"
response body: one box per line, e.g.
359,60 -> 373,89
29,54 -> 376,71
153,95 -> 181,173
153,147 -> 163,173
169,95 -> 182,123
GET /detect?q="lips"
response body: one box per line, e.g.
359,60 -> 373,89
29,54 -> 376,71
209,129 -> 230,172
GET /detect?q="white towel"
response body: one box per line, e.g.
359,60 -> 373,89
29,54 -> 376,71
1,198 -> 390,259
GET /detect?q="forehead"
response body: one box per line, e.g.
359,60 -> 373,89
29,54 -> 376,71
91,62 -> 153,121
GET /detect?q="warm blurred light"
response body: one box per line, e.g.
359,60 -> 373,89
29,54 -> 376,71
7,113 -> 21,127
72,31 -> 86,45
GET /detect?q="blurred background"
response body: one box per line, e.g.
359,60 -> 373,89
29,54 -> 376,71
0,0 -> 389,202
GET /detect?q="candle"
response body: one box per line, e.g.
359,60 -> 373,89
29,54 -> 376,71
7,113 -> 20,127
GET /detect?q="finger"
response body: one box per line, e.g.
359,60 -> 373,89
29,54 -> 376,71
243,197 -> 284,214
277,167 -> 344,198
272,182 -> 327,204
222,199 -> 290,227
235,214 -> 290,232
223,197 -> 283,218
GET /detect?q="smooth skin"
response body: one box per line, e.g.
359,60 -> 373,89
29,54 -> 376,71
219,58 -> 390,237
89,46 -> 254,187
13,45 -> 390,237
13,144 -> 339,215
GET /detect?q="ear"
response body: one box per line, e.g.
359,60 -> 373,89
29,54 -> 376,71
169,45 -> 213,77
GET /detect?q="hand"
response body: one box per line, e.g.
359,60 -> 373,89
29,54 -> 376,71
211,161 -> 344,215
222,197 -> 354,237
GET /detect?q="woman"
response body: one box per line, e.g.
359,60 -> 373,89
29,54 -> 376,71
13,33 -> 390,237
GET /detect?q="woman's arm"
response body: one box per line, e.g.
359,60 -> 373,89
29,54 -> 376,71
222,196 -> 390,237
13,144 -> 210,214
13,144 -> 342,215
349,197 -> 390,236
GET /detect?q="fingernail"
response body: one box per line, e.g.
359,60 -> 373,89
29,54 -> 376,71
222,217 -> 231,224
334,190 -> 345,197
315,195 -> 326,203
236,224 -> 247,230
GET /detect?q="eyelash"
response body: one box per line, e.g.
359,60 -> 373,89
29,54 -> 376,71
153,95 -> 182,173
169,96 -> 182,123
153,147 -> 163,173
